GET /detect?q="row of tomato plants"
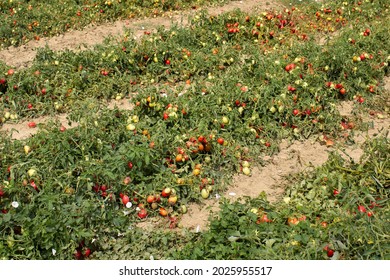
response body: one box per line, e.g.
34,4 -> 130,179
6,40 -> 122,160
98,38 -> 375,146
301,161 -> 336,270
1,0 -> 389,123
0,0 -> 389,259
0,0 -> 230,49
172,136 -> 389,260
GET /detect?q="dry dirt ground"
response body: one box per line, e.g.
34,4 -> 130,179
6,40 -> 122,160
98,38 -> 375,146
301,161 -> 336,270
0,0 -> 389,232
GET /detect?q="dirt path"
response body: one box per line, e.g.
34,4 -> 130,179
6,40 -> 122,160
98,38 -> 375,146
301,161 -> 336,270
0,0 -> 283,69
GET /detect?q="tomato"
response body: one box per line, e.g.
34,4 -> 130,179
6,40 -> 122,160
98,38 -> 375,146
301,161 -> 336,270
257,214 -> 272,223
333,189 -> 339,196
201,188 -> 210,199
193,168 -> 201,176
146,195 -> 155,203
159,207 -> 168,217
168,195 -> 178,205
287,217 -> 299,226
339,88 -> 346,95
242,167 -> 251,175
198,135 -> 207,144
123,176 -> 131,185
175,154 -> 183,162
292,109 -> 300,116
285,63 -> 296,72
137,208 -> 148,219
357,205 -> 366,213
122,195 -> 130,206
161,188 -> 171,197
217,138 -> 224,145
127,162 -> 133,169
327,249 -> 334,258
180,205 -> 188,214
84,248 -> 91,258
28,122 -> 36,128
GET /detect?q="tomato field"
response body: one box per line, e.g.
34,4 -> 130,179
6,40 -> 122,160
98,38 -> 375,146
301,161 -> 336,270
0,0 -> 389,260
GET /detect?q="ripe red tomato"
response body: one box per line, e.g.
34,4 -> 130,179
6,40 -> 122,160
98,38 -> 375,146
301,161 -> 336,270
84,248 -> 91,258
327,249 -> 334,257
74,250 -> 82,260
292,109 -> 300,116
339,88 -> 346,95
333,189 -> 339,196
127,162 -> 133,169
285,63 -> 296,72
358,205 -> 366,213
217,138 -> 224,145
138,208 -> 148,219
198,135 -> 206,144
28,122 -> 36,128
122,195 -> 130,206
257,214 -> 272,223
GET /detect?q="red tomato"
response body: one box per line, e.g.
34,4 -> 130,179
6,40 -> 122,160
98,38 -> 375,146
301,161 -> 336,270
217,138 -> 224,145
84,248 -> 91,258
137,208 -> 148,219
358,205 -> 366,213
122,195 -> 130,206
28,122 -> 36,128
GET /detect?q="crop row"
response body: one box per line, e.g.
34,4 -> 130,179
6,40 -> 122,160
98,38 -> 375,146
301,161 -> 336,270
0,0 -> 230,49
